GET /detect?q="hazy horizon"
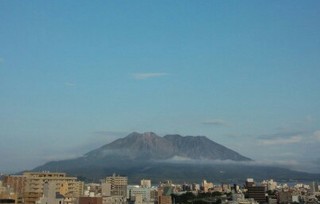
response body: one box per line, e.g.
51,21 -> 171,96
1,1 -> 320,174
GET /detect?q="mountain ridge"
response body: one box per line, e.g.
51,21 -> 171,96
33,132 -> 320,183
84,132 -> 251,161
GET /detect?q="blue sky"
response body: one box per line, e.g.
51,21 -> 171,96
1,1 -> 320,173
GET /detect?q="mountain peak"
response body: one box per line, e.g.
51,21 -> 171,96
126,131 -> 158,139
86,132 -> 251,161
143,131 -> 157,136
141,131 -> 158,139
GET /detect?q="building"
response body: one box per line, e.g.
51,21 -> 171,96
0,191 -> 18,204
157,182 -> 174,204
127,185 -> 156,204
261,179 -> 277,191
105,174 -> 128,198
133,193 -> 143,204
158,195 -> 172,204
103,174 -> 128,203
245,178 -> 255,188
246,186 -> 266,203
140,180 -> 151,188
278,191 -> 292,204
78,197 -> 102,204
2,175 -> 25,203
101,183 -> 111,197
2,175 -> 25,197
310,181 -> 319,193
201,180 -> 214,193
22,172 -> 83,204
83,183 -> 101,197
102,196 -> 126,204
0,181 -> 18,204
0,198 -> 16,204
35,181 -> 64,204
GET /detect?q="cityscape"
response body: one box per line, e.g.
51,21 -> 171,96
0,171 -> 319,204
1,132 -> 319,203
1,1 -> 320,204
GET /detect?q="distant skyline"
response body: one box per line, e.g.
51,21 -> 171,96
0,1 -> 320,173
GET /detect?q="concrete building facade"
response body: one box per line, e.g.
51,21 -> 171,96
22,172 -> 83,204
105,174 -> 127,198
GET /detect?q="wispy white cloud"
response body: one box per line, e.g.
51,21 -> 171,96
258,129 -> 320,146
275,116 -> 315,133
259,131 -> 305,140
251,159 -> 300,167
162,157 -> 299,168
202,119 -> 229,127
313,130 -> 320,141
166,157 -> 317,171
162,157 -> 320,173
132,72 -> 169,80
65,82 -> 76,87
305,115 -> 314,123
259,135 -> 302,145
